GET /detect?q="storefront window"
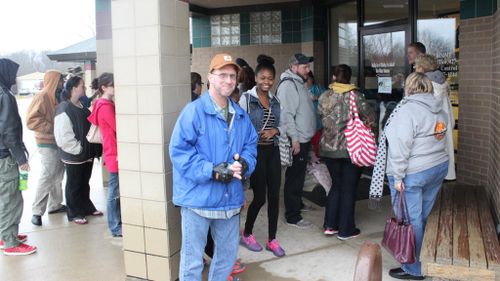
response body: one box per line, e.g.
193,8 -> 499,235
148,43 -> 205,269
330,2 -> 358,85
364,0 -> 408,26
418,0 -> 460,151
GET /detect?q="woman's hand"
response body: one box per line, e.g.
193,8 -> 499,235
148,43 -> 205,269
260,128 -> 279,140
395,181 -> 404,192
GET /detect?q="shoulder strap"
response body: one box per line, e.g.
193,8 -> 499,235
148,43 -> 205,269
276,77 -> 299,94
244,93 -> 251,114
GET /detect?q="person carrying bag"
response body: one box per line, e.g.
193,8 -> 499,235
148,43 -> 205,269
381,186 -> 416,264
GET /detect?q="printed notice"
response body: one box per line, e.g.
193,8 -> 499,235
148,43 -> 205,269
378,76 -> 392,94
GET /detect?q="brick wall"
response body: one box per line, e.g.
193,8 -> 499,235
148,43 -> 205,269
490,11 -> 500,221
459,13 -> 500,221
191,41 -> 325,91
457,16 -> 493,186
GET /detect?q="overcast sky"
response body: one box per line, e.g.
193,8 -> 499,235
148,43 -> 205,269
0,0 -> 96,54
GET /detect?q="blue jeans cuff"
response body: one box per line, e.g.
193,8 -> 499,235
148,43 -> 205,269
402,264 -> 421,277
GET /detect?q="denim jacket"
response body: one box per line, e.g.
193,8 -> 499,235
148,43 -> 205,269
239,86 -> 283,146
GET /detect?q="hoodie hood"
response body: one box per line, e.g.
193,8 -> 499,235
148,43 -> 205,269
280,69 -> 305,84
39,70 -> 62,105
88,98 -> 114,125
328,82 -> 357,94
407,93 -> 443,113
425,70 -> 446,84
0,59 -> 19,89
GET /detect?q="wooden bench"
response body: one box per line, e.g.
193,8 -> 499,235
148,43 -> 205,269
421,184 -> 500,281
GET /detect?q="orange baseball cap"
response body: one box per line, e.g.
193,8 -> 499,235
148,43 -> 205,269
208,54 -> 240,73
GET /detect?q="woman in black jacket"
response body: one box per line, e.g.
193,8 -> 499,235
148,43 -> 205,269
54,76 -> 102,224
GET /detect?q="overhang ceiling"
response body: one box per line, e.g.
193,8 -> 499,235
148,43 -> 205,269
190,0 -> 299,9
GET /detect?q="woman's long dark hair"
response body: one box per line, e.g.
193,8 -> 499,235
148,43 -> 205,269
91,73 -> 114,94
61,76 -> 83,100
238,66 -> 256,92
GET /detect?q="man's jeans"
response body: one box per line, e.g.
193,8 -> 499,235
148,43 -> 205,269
179,208 -> 239,281
107,173 -> 121,236
284,142 -> 310,224
388,161 -> 448,277
32,147 -> 65,216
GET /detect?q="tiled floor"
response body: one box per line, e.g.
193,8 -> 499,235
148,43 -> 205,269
2,97 -> 412,281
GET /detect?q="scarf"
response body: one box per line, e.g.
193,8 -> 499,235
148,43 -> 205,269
368,98 -> 407,209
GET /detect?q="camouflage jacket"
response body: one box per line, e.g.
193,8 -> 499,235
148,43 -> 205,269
318,83 -> 376,159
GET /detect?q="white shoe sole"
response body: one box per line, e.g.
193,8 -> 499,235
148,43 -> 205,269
0,237 -> 28,250
337,234 -> 360,241
3,248 -> 37,256
286,222 -> 313,229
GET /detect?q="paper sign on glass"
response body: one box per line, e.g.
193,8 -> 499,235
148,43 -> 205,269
378,77 -> 392,94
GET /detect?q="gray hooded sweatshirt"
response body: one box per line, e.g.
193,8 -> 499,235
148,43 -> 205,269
385,93 -> 449,183
276,69 -> 316,143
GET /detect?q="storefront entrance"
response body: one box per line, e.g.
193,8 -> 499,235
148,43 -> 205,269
328,0 -> 460,149
360,23 -> 409,102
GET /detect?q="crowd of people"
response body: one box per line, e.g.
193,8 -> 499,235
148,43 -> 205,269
184,42 -> 453,281
0,40 -> 454,281
0,60 -> 121,256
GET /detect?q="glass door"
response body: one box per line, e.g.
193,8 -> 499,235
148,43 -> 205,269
360,25 -> 410,102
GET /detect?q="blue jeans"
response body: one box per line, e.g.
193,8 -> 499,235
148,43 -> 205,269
180,208 -> 239,281
107,173 -> 122,236
388,161 -> 448,276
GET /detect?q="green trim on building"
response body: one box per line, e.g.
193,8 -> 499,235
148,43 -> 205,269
191,5 -> 326,48
192,16 -> 211,48
461,0 -> 498,19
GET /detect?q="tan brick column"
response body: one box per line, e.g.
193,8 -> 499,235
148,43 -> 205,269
111,0 -> 190,280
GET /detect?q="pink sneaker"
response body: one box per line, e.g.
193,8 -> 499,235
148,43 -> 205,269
240,232 -> 263,252
231,259 -> 247,275
323,228 -> 338,236
0,234 -> 28,250
266,239 -> 285,257
4,243 -> 37,256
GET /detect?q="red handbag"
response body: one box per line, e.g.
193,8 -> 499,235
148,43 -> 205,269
381,188 -> 416,264
344,91 -> 377,167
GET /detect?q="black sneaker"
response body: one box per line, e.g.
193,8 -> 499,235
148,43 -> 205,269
337,228 -> 361,240
31,215 -> 42,226
48,205 -> 67,214
388,267 -> 425,280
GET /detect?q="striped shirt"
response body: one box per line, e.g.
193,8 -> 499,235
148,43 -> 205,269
258,107 -> 276,145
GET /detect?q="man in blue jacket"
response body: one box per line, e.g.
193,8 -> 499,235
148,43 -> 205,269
169,54 -> 258,281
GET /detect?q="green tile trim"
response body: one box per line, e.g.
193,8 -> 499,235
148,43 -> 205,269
477,0 -> 495,17
241,12 -> 250,24
241,34 -> 250,45
241,23 -> 250,35
193,38 -> 202,48
460,0 -> 498,19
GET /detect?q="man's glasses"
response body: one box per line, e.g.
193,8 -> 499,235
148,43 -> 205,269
211,72 -> 237,81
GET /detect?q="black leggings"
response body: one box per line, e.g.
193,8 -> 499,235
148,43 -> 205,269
244,145 -> 281,240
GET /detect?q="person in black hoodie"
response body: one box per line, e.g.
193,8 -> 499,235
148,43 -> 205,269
0,58 -> 37,255
54,76 -> 102,224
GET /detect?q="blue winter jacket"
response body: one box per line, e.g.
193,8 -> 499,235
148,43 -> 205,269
169,92 -> 258,211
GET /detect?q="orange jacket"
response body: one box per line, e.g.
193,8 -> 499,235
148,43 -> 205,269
26,70 -> 61,145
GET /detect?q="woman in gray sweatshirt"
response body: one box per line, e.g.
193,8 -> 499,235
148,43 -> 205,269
385,72 -> 449,280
